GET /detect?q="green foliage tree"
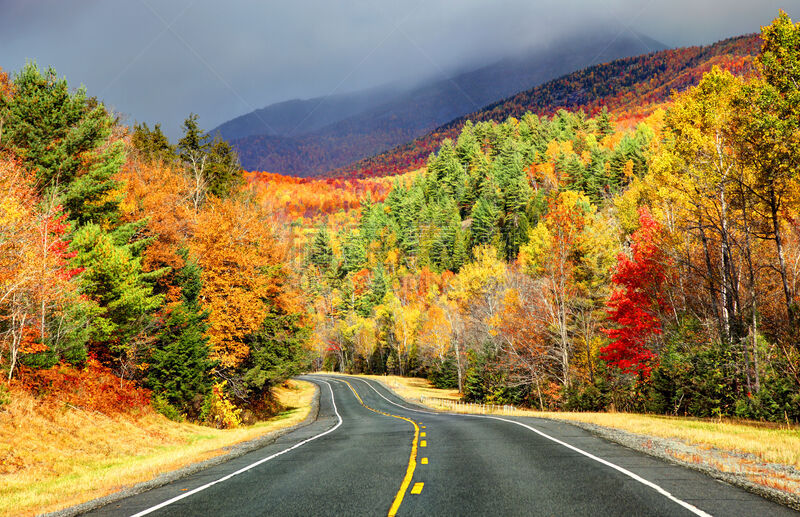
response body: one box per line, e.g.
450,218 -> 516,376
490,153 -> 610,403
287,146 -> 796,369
70,223 -> 164,375
147,252 -> 212,418
131,122 -> 176,163
0,62 -> 125,227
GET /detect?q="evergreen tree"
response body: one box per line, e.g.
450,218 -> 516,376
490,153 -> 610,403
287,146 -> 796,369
596,106 -> 615,138
242,310 -> 309,412
493,140 -> 531,260
206,134 -> 243,198
177,113 -> 211,164
0,62 -> 125,227
469,196 -> 500,247
500,176 -> 531,260
463,153 -> 490,216
131,122 -> 176,163
455,121 -> 481,168
309,224 -> 334,273
147,252 -> 212,418
340,232 -> 367,275
70,223 -> 164,371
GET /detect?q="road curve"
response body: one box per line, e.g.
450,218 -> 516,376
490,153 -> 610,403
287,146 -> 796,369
83,375 -> 798,517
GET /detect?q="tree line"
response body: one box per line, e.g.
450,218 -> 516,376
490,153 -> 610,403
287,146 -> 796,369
307,12 -> 800,421
0,63 -> 307,426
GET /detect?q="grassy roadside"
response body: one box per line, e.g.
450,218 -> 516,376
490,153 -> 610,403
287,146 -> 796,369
332,373 -> 800,471
0,379 -> 316,517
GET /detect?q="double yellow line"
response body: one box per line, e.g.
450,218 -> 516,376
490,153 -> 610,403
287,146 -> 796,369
339,379 -> 420,517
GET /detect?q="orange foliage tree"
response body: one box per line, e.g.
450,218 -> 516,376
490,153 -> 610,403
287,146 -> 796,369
0,159 -> 84,379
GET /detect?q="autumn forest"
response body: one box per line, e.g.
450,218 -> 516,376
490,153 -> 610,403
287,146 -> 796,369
2,11 -> 800,433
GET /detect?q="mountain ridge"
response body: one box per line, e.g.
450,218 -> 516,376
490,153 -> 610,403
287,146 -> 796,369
330,33 -> 760,179
219,30 -> 666,176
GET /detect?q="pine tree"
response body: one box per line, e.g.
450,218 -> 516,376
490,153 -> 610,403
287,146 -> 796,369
340,232 -> 367,275
596,106 -> 615,138
241,310 -> 308,411
178,113 -> 211,163
148,252 -> 212,418
206,135 -> 243,198
500,176 -> 531,260
309,224 -> 334,273
493,140 -> 531,261
455,121 -> 481,168
178,113 -> 212,210
132,122 -> 176,163
469,196 -> 500,247
0,62 -> 125,227
70,223 -> 164,372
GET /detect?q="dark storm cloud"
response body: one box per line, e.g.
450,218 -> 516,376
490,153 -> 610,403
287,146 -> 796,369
0,0 -> 791,138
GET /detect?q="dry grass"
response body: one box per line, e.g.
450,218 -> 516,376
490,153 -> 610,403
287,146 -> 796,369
333,373 -> 800,471
0,379 -> 315,517
532,411 -> 800,470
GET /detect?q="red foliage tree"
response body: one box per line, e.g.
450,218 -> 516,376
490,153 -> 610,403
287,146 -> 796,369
600,207 -> 670,377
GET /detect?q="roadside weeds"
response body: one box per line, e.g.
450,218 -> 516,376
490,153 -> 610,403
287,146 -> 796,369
1,380 -> 319,517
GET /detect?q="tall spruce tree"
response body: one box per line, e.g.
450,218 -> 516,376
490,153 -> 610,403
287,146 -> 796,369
0,62 -> 125,227
132,122 -> 176,163
206,134 -> 243,198
147,252 -> 212,418
309,224 -> 334,273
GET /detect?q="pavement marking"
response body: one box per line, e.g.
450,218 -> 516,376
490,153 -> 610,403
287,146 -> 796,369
337,379 -> 419,517
411,482 -> 424,494
420,440 -> 427,447
130,380 -> 343,517
352,376 -> 714,517
421,432 -> 426,437
421,457 -> 428,465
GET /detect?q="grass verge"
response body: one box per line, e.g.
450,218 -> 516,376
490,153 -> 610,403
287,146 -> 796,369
0,379 -> 315,517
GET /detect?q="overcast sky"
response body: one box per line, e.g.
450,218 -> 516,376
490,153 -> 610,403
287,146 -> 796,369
0,1 -> 792,138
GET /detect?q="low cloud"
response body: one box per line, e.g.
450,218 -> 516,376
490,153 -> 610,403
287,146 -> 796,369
0,0 -> 790,137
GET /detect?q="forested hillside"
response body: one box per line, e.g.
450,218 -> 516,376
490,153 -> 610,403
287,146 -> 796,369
223,31 -> 662,176
335,34 -> 760,179
1,12 -> 798,438
304,14 -> 800,421
0,65 -> 308,426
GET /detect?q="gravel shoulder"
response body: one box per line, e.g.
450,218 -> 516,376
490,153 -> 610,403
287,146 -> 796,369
562,418 -> 800,512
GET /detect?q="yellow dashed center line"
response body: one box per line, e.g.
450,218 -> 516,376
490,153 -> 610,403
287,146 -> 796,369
420,440 -> 427,447
339,379 -> 419,517
421,457 -> 428,465
411,482 -> 424,494
421,432 -> 426,437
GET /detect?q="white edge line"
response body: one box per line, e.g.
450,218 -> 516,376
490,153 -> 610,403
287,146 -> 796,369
130,380 -> 342,517
349,376 -> 713,517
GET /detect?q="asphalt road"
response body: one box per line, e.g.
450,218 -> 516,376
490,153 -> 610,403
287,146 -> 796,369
84,375 -> 799,517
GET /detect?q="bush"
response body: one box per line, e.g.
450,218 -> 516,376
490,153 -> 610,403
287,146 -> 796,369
564,382 -> 608,411
152,395 -> 184,422
428,357 -> 458,389
201,382 -> 241,429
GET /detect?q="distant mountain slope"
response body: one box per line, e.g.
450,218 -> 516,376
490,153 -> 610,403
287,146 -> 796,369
222,31 -> 665,176
332,34 -> 760,179
213,84 -> 402,141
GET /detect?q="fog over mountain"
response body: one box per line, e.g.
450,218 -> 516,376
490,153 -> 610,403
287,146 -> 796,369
216,30 -> 666,175
0,0 -> 788,138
